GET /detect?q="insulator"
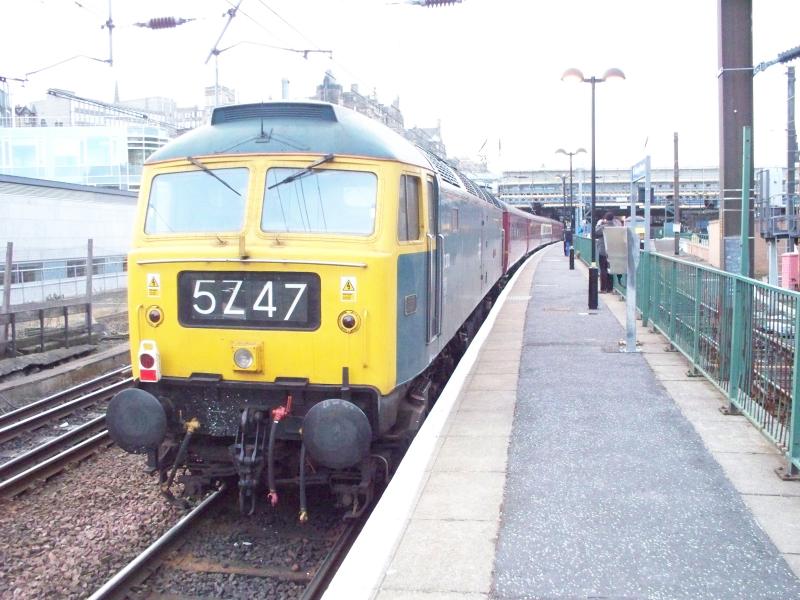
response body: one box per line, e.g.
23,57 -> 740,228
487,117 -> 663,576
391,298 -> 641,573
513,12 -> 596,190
779,46 -> 800,64
148,17 -> 178,29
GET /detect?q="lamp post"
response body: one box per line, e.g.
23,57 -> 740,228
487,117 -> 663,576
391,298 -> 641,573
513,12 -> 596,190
556,148 -> 586,233
556,173 -> 572,262
556,148 -> 586,270
556,174 -> 567,222
562,67 -> 626,310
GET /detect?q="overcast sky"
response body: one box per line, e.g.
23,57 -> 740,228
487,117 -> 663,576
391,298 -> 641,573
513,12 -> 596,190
2,0 -> 799,174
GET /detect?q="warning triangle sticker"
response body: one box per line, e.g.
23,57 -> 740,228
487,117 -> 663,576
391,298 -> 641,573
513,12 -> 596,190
343,280 -> 354,292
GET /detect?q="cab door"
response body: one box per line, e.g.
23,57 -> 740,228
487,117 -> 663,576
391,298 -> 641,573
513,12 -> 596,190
426,177 -> 442,343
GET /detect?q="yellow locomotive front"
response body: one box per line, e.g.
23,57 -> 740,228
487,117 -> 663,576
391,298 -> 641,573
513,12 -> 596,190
130,154 -> 396,395
106,102 -> 438,515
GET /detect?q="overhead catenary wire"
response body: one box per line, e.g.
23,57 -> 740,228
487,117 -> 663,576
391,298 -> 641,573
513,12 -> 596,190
223,0 -> 292,47
253,0 -> 323,50
206,0 -> 244,65
245,0 -> 378,95
70,0 -> 103,18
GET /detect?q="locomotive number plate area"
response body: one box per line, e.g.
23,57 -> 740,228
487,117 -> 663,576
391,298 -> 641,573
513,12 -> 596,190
178,271 -> 320,330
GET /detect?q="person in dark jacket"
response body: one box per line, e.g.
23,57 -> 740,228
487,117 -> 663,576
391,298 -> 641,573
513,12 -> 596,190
595,211 -> 622,292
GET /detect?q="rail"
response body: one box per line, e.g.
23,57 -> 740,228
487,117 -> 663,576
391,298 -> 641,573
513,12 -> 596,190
573,234 -> 800,475
86,487 -> 227,600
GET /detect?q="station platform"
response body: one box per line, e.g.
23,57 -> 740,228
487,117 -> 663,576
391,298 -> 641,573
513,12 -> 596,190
326,243 -> 800,600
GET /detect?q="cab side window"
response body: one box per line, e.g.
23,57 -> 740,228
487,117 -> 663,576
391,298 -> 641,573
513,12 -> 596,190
398,175 -> 421,241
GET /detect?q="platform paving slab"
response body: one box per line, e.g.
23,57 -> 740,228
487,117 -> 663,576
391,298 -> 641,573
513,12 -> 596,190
434,434 -> 509,473
459,389 -> 517,411
493,245 -> 800,600
468,372 -> 518,391
414,471 -> 506,521
447,406 -> 515,437
714,452 -> 800,497
743,495 -> 800,554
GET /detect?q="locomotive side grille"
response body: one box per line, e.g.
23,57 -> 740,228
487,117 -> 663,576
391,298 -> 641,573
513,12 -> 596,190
211,103 -> 338,125
456,171 -> 480,197
418,148 -> 462,188
479,187 -> 503,208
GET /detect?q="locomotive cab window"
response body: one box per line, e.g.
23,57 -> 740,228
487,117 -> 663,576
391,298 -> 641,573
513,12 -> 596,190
262,168 -> 377,235
145,167 -> 248,234
398,175 -> 421,241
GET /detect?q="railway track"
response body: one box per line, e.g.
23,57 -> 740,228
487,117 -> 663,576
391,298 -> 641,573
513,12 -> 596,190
0,367 -> 133,497
87,487 -> 366,600
0,365 -> 131,444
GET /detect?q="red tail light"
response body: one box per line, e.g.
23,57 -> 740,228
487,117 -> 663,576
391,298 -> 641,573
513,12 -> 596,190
138,340 -> 161,383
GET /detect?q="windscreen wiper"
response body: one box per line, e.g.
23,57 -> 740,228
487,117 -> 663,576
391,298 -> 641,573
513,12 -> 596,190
186,156 -> 241,196
267,154 -> 335,190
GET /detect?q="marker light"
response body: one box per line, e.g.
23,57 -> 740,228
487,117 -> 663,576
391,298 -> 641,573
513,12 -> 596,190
146,306 -> 163,327
138,340 -> 161,383
338,311 -> 360,333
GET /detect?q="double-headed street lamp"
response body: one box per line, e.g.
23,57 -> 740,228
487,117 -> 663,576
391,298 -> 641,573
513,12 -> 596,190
561,67 -> 625,310
555,148 -> 586,234
556,148 -> 585,270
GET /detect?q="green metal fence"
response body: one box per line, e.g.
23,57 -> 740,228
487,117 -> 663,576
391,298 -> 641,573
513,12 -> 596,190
574,234 -> 593,266
638,252 -> 800,469
574,234 -> 800,473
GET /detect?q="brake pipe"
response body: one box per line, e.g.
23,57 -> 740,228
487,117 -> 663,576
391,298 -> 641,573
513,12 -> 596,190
267,394 -> 293,507
161,418 -> 199,499
299,443 -> 308,523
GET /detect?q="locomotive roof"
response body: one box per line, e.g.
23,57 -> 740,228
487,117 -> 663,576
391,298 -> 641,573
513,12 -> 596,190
500,200 -> 562,224
146,101 -> 431,168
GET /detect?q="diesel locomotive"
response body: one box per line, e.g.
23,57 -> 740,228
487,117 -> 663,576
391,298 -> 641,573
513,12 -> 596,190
106,101 -> 561,518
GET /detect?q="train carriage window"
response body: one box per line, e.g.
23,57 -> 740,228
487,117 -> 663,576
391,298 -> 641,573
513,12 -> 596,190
398,175 -> 421,242
263,168 -> 377,235
145,168 -> 248,234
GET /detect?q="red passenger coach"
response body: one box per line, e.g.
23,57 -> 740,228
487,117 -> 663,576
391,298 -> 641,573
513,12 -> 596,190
501,204 -> 563,274
502,204 -> 533,273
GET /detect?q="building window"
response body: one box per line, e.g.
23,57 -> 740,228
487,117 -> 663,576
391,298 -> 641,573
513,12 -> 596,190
66,259 -> 86,278
19,262 -> 43,283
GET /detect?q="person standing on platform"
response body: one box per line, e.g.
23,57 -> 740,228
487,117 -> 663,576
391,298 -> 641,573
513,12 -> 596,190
595,211 -> 621,293
563,228 -> 573,256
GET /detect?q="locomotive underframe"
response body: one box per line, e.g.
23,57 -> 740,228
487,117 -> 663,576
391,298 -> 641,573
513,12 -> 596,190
140,372 -> 422,516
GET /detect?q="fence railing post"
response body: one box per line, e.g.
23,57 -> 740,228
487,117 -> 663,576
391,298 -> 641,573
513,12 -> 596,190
692,266 -> 702,366
781,296 -> 800,477
725,276 -> 744,414
669,259 -> 678,340
86,239 -> 93,344
640,252 -> 650,327
1,241 -> 12,356
651,255 -> 662,330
